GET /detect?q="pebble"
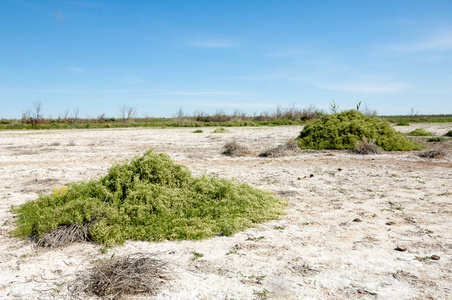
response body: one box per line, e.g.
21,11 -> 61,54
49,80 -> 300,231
353,218 -> 362,222
386,221 -> 396,226
431,255 -> 440,260
395,246 -> 407,252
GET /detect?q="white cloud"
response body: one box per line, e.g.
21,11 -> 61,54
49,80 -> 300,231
234,73 -> 293,80
317,82 -> 408,93
265,49 -> 306,58
384,29 -> 452,52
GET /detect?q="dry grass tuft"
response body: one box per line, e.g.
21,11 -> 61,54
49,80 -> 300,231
419,150 -> 446,159
70,252 -> 171,300
222,140 -> 250,157
35,222 -> 92,248
259,140 -> 299,157
353,139 -> 382,155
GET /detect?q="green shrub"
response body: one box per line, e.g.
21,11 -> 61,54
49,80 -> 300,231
297,110 -> 423,151
407,128 -> 434,136
192,130 -> 203,133
395,121 -> 410,126
444,130 -> 452,137
212,128 -> 231,133
427,137 -> 445,142
12,150 -> 285,247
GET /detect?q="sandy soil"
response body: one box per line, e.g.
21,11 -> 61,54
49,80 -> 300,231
0,124 -> 451,299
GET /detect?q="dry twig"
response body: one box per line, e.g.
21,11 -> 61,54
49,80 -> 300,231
222,141 -> 250,157
353,139 -> 382,155
259,140 -> 299,157
70,252 -> 172,300
35,222 -> 92,248
419,150 -> 446,159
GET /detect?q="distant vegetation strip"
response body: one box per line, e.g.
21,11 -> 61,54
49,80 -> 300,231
1,102 -> 451,131
0,118 -> 305,130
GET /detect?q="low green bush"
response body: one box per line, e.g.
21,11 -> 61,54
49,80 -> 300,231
427,137 -> 445,142
192,130 -> 203,133
297,110 -> 423,151
395,121 -> 410,126
212,128 -> 231,133
12,150 -> 285,247
444,130 -> 452,137
407,128 -> 434,136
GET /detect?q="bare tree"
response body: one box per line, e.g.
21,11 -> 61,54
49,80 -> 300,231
126,106 -> 136,123
97,113 -> 106,123
61,109 -> 70,122
409,107 -> 418,121
119,105 -> 137,124
72,107 -> 80,123
175,108 -> 184,119
363,105 -> 378,117
23,101 -> 43,127
275,104 -> 283,119
120,106 -> 126,123
143,113 -> 151,125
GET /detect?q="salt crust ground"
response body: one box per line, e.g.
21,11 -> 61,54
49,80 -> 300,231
0,124 -> 451,299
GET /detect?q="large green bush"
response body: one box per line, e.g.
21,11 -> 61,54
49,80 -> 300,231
297,110 -> 423,151
12,150 -> 286,246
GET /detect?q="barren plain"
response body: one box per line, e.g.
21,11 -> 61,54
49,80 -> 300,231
0,124 -> 451,299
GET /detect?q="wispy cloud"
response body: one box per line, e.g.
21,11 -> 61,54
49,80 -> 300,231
188,39 -> 236,48
234,73 -> 294,81
67,67 -> 85,72
54,12 -> 64,22
265,48 -> 307,58
163,91 -> 249,96
317,82 -> 408,93
383,29 -> 452,52
124,78 -> 146,84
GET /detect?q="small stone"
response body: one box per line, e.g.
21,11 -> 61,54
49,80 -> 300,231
310,174 -> 314,178
386,221 -> 396,226
353,218 -> 362,222
395,246 -> 407,252
337,168 -> 343,171
297,177 -> 302,180
431,255 -> 440,260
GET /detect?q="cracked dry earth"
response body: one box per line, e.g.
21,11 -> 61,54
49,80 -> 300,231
0,124 -> 451,299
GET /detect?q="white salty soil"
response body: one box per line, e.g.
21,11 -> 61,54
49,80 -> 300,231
0,124 -> 451,299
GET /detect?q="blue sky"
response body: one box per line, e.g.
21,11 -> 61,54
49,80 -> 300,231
1,0 -> 451,119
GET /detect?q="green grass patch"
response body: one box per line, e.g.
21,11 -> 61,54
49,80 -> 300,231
12,150 -> 286,247
192,130 -> 203,133
395,121 -> 410,126
407,128 -> 434,136
296,110 -> 423,151
212,127 -> 232,133
444,130 -> 452,137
